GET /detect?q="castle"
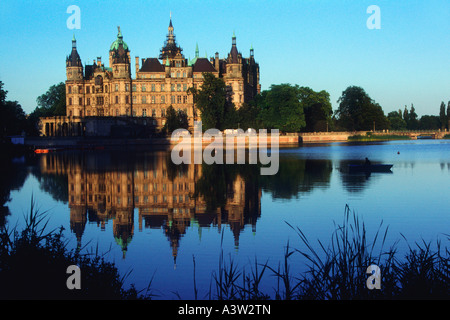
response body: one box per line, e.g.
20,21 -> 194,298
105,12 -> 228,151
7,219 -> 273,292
40,17 -> 260,137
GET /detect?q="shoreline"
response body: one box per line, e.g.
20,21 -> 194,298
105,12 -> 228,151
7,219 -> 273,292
7,132 -> 449,153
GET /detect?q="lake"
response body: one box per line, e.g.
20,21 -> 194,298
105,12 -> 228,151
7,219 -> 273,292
2,139 -> 450,299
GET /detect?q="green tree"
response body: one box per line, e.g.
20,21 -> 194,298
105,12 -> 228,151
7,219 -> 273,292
187,73 -> 235,131
35,82 -> 66,117
387,111 -> 407,130
298,87 -> 332,132
259,83 -> 306,132
163,105 -> 189,133
439,101 -> 446,130
408,104 -> 419,130
0,81 -> 28,138
237,100 -> 263,130
335,86 -> 389,131
446,101 -> 450,130
418,115 -> 440,130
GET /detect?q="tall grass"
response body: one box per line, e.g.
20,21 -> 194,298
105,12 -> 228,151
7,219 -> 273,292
203,205 -> 449,300
1,199 -> 448,300
0,196 -> 155,300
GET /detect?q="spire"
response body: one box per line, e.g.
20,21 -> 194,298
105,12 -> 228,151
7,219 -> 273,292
67,34 -> 82,67
195,42 -> 199,58
229,31 -> 239,63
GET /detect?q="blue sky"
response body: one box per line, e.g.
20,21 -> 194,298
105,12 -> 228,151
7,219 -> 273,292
0,0 -> 449,116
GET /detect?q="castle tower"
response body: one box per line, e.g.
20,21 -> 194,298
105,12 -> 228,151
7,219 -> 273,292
109,26 -> 131,79
159,15 -> 185,67
66,34 -> 83,81
225,32 -> 244,108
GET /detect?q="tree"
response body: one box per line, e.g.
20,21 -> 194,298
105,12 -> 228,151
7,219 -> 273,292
387,111 -> 407,130
447,101 -> 450,130
0,81 -> 28,138
259,83 -> 306,132
439,101 -> 446,130
35,82 -> 66,117
187,73 -> 235,131
237,100 -> 263,130
163,105 -> 189,133
298,87 -> 332,132
408,104 -> 419,130
335,86 -> 389,131
418,115 -> 440,130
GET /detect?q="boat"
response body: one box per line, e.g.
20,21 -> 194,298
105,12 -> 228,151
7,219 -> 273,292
348,164 -> 393,173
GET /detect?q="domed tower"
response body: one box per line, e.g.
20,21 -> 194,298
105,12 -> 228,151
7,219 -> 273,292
109,26 -> 131,79
66,34 -> 83,81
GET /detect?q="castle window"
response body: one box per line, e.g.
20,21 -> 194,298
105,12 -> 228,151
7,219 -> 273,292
183,96 -> 187,104
133,96 -> 136,103
161,108 -> 165,117
171,96 -> 176,104
142,85 -> 146,92
69,98 -> 72,105
177,71 -> 180,78
125,84 -> 129,92
97,97 -> 104,105
183,84 -> 187,91
125,96 -> 129,104
105,85 -> 108,93
132,84 -> 137,92
116,109 -> 119,116
171,84 -> 175,92
86,86 -> 90,94
177,84 -> 181,92
152,109 -> 156,117
79,97 -> 82,105
115,96 -> 119,104
115,84 -> 119,92
151,84 -> 155,92
183,72 -> 186,78
177,96 -> 182,104
161,84 -> 165,92
161,96 -> 165,103
142,96 -> 147,104
68,86 -> 72,94
142,109 -> 147,117
86,98 -> 90,105
78,86 -> 82,93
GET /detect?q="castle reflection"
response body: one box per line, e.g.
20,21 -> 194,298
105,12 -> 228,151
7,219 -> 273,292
39,151 -> 261,262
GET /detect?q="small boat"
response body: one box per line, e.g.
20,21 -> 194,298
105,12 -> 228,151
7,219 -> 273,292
348,164 -> 393,173
34,148 -> 59,154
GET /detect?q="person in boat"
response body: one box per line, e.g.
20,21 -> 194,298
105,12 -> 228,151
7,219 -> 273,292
364,157 -> 371,166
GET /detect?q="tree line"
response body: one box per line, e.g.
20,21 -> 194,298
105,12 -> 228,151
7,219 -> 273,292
1,77 -> 449,140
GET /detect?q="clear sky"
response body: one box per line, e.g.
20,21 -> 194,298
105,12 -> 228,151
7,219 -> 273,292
0,0 -> 449,116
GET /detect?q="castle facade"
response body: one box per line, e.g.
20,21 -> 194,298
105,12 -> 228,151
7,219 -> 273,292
40,18 -> 260,137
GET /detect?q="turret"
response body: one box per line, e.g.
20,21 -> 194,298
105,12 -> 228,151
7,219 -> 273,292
66,34 -> 83,81
109,26 -> 131,79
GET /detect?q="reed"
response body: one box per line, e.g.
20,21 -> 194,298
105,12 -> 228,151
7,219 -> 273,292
0,196 -> 154,300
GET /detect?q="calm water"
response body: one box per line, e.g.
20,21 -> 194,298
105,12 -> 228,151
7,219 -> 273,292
2,139 -> 450,299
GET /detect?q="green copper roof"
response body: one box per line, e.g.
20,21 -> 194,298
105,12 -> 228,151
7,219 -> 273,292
110,27 -> 129,51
